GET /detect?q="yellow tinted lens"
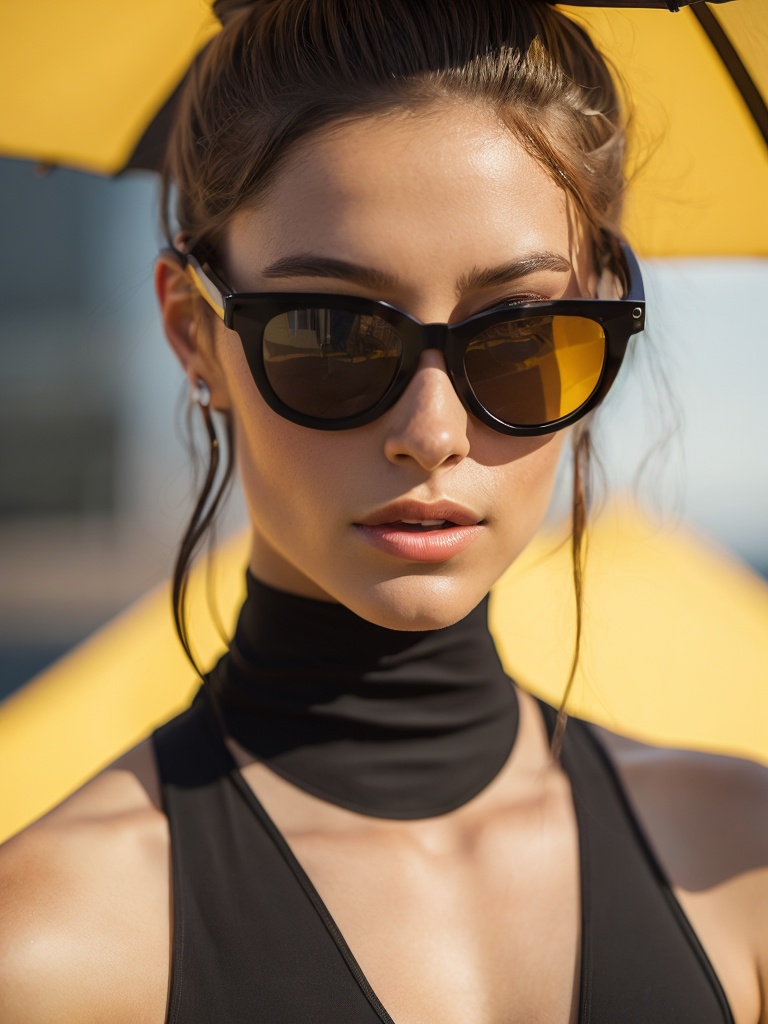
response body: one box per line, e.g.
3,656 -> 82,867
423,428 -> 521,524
464,315 -> 606,426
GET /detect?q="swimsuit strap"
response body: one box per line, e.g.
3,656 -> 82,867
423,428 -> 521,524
538,701 -> 734,1024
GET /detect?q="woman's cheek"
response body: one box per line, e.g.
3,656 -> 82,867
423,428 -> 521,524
490,431 -> 567,555
234,406 -> 353,554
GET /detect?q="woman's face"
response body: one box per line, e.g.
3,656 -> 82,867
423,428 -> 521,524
169,103 -> 597,629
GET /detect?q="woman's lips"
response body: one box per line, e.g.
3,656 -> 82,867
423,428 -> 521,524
354,500 -> 485,562
354,521 -> 484,562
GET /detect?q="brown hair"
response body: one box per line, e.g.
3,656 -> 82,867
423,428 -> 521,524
162,0 -> 629,745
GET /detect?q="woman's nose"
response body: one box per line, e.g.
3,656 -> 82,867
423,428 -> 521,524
382,350 -> 471,472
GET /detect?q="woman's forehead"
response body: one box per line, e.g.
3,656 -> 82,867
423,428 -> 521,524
226,105 -> 572,290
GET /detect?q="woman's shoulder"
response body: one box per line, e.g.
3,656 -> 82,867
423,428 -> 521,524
591,721 -> 768,1022
590,722 -> 768,889
0,738 -> 170,1024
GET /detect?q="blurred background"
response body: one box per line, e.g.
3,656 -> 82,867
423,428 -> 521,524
0,158 -> 248,701
1,155 -> 766,703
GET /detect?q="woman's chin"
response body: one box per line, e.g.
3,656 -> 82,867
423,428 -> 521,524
334,572 -> 491,632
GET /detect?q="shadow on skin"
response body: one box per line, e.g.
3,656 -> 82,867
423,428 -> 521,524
467,428 -> 560,469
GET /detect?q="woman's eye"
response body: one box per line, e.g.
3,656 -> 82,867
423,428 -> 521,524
502,292 -> 548,306
477,293 -> 547,314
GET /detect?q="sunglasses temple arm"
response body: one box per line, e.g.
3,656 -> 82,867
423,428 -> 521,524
620,243 -> 646,305
162,246 -> 227,321
184,253 -> 227,321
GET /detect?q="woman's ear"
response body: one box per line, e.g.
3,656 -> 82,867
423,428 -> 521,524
155,253 -> 231,409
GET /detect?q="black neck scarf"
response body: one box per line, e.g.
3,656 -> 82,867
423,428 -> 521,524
209,573 -> 519,819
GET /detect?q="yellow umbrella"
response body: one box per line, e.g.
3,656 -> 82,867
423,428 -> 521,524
0,0 -> 767,256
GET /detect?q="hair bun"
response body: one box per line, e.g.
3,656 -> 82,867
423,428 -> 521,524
212,0 -> 263,27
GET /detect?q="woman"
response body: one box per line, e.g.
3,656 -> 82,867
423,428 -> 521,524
1,1 -> 767,1021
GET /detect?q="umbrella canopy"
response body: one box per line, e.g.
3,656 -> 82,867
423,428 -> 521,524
0,0 -> 766,257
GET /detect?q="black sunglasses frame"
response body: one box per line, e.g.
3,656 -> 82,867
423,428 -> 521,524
181,244 -> 645,437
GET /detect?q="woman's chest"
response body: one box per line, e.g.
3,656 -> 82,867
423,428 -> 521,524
157,707 -> 739,1024
286,800 -> 581,1024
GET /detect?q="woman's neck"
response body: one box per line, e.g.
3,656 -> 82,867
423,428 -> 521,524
208,572 -> 520,819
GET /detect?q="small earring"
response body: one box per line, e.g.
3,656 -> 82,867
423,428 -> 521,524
190,377 -> 218,453
190,378 -> 211,408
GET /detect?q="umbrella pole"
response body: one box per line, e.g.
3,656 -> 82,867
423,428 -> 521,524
690,2 -> 768,149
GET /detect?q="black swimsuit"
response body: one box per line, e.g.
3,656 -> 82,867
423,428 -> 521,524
153,575 -> 735,1023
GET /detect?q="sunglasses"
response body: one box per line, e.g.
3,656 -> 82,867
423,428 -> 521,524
179,244 -> 645,437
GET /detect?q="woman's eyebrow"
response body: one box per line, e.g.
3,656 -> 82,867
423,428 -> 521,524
261,254 -> 400,291
455,252 -> 572,294
260,250 -> 572,294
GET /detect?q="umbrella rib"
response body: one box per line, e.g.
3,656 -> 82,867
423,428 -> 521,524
690,2 -> 768,150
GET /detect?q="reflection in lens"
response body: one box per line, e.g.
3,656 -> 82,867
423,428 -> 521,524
464,315 -> 605,426
263,309 -> 402,418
